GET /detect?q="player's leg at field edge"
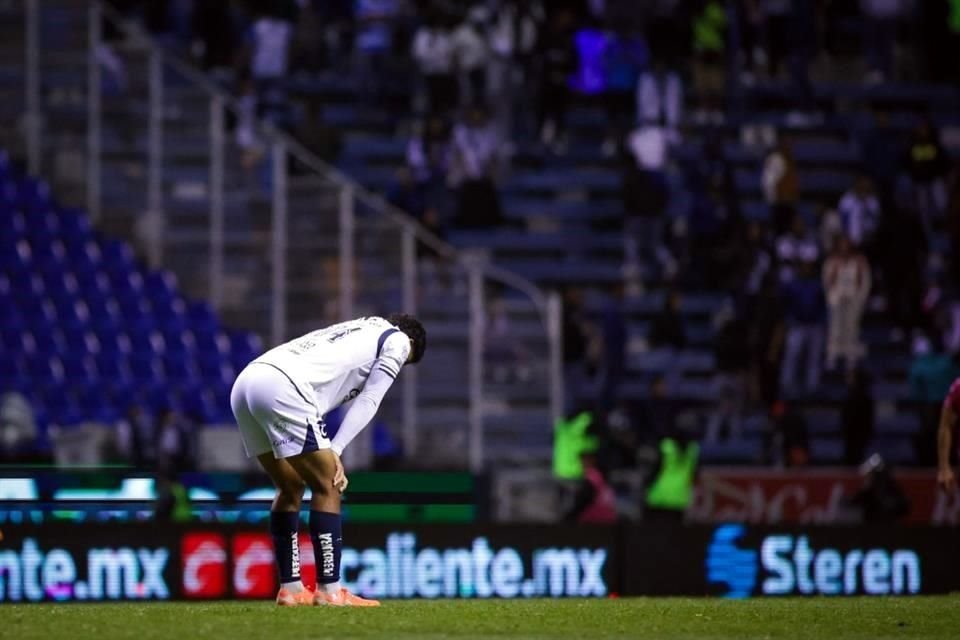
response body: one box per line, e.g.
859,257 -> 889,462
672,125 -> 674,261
256,453 -> 308,596
286,450 -> 344,595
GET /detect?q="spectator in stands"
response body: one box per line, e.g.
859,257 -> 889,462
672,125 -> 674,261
623,119 -> 671,282
876,203 -> 928,340
562,287 -> 592,413
387,166 -> 427,219
636,376 -> 678,443
596,283 -> 627,412
648,290 -> 687,351
909,334 -> 958,465
861,0 -> 909,83
780,260 -> 826,393
762,137 -> 800,234
842,366 -> 875,466
847,454 -> 910,522
407,115 -> 453,187
816,201 -> 844,255
690,0 -> 727,124
638,0 -> 689,131
294,98 -> 343,164
707,304 -> 750,442
157,408 -> 195,473
115,403 -> 156,470
452,6 -> 491,107
412,9 -> 458,115
601,25 -> 646,157
747,273 -> 786,407
766,400 -> 810,467
735,0 -> 764,83
191,0 -> 236,71
0,391 -> 37,463
837,174 -> 881,249
536,8 -> 577,153
904,118 -> 951,234
823,235 -> 871,372
488,0 -> 542,140
234,73 -> 265,172
451,104 -> 505,228
245,4 -> 297,125
775,213 -> 819,284
738,220 -> 773,299
354,0 -> 402,100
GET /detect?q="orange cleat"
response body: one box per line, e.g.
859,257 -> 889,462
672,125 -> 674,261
276,587 -> 316,607
314,588 -> 381,607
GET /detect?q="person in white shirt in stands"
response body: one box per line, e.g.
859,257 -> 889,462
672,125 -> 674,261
837,175 -> 881,249
230,314 -> 426,607
452,6 -> 491,106
412,10 -> 458,114
775,212 -> 819,283
823,235 -> 871,371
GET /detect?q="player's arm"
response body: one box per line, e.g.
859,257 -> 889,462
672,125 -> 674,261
330,334 -> 410,456
937,402 -> 957,493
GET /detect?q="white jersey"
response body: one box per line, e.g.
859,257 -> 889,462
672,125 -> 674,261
254,316 -> 410,416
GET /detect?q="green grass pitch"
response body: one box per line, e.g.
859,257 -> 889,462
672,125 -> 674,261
5,597 -> 960,639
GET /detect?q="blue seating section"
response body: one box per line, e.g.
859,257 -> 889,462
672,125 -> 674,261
0,152 -> 259,442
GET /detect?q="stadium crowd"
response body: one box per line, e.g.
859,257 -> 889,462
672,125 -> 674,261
7,0 -> 960,489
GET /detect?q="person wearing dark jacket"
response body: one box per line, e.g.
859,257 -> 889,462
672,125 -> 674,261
779,262 -> 826,393
536,9 -> 577,152
842,367 -> 875,466
904,119 -> 951,232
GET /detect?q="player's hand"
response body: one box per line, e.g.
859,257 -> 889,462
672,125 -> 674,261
937,467 -> 956,494
332,451 -> 348,494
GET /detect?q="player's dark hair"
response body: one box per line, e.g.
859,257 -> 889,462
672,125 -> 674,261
387,313 -> 427,364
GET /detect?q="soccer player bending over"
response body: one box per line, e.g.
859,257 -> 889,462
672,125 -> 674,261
937,378 -> 958,494
230,314 -> 426,606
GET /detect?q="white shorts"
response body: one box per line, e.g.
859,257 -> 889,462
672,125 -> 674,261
230,362 -> 331,459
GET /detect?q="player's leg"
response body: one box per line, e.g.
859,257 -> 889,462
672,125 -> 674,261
285,449 -> 378,606
231,365 -> 311,605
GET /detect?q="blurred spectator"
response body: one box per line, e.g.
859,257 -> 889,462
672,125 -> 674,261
762,137 -> 800,234
816,201 -> 844,255
780,261 -> 826,393
737,220 -> 773,298
877,204 -> 928,339
837,174 -> 881,249
565,448 -> 618,523
412,10 -> 457,115
537,8 -> 577,152
848,454 -> 910,522
154,468 -> 192,522
648,290 -> 687,350
387,166 -> 427,219
452,6 -> 490,106
623,121 -> 671,278
767,400 -> 810,467
354,0 -> 402,100
451,104 -> 504,228
908,334 -> 957,465
635,376 -> 678,442
407,115 -> 453,186
747,273 -> 786,407
707,305 -> 750,442
0,391 -> 37,462
775,213 -> 818,283
245,5 -> 297,124
488,0 -> 542,139
295,98 -> 343,164
735,0 -> 764,83
191,0 -> 236,70
860,0 -> 908,82
598,400 -> 641,470
823,235 -> 871,372
157,408 -> 195,473
234,74 -> 264,171
904,118 -> 950,233
601,26 -> 646,157
638,0 -> 688,130
115,403 -> 156,469
690,0 -> 727,122
842,367 -> 875,466
596,283 -> 627,411
562,288 -> 592,413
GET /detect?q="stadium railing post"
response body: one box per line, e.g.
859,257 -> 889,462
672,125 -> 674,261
338,184 -> 355,321
147,47 -> 164,268
86,3 -> 102,223
24,0 -> 39,176
547,291 -> 564,429
401,226 -> 418,457
467,258 -> 486,472
270,138 -> 288,346
208,95 -> 225,311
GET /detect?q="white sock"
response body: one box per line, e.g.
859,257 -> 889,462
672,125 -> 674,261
281,581 -> 304,593
321,581 -> 342,595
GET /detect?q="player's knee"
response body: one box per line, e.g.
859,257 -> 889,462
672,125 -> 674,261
277,476 -> 306,501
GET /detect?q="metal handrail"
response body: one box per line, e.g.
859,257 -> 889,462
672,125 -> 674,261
94,0 -> 551,315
